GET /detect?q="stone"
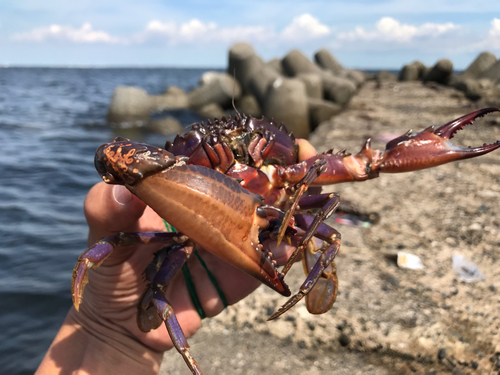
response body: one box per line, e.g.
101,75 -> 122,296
265,59 -> 283,75
338,333 -> 351,347
148,116 -> 183,135
399,64 -> 419,81
248,65 -> 281,108
376,71 -> 398,82
342,69 -> 367,87
461,52 -> 497,79
399,61 -> 426,81
314,48 -> 344,73
479,59 -> 500,83
296,73 -> 323,99
423,59 -> 453,84
228,42 -> 264,94
188,73 -> 241,109
194,103 -> 225,120
438,348 -> 446,360
199,71 -> 224,86
107,85 -> 151,125
263,77 -> 310,139
315,49 -> 365,87
234,94 -> 261,117
164,85 -> 186,96
412,61 -> 426,78
150,86 -> 188,112
282,49 -> 359,105
308,98 -> 342,130
322,73 -> 357,106
448,76 -> 482,100
282,49 -> 323,77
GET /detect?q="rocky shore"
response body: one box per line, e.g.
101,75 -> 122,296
159,79 -> 500,374
106,44 -> 500,143
106,44 -> 367,138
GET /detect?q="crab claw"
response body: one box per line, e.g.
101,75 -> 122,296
373,107 -> 500,173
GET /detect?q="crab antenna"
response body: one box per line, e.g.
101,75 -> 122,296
232,69 -> 240,116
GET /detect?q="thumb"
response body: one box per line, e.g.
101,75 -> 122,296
84,182 -> 147,244
295,138 -> 317,161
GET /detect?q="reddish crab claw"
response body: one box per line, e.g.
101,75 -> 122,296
374,107 -> 500,173
278,107 -> 500,186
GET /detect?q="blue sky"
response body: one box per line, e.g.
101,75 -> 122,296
2,0 -> 500,69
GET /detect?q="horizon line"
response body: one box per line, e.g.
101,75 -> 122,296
0,64 -> 402,71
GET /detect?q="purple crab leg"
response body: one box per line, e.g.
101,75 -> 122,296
296,192 -> 342,211
276,159 -> 327,246
145,243 -> 192,284
281,193 -> 340,275
269,214 -> 341,320
138,243 -> 201,374
301,236 -> 339,315
153,290 -> 201,375
269,194 -> 340,320
71,231 -> 188,310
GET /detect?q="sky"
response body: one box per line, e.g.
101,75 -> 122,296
2,0 -> 500,70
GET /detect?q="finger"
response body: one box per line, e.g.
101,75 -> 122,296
295,138 -> 317,161
84,182 -> 147,244
264,239 -> 301,266
195,251 -> 260,308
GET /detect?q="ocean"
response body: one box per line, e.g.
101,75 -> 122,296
0,67 -> 212,374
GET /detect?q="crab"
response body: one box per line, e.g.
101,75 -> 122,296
72,107 -> 500,374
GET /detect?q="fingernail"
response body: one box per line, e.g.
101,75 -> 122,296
113,185 -> 132,205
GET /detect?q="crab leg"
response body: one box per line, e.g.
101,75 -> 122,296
276,159 -> 327,246
71,232 -> 188,310
281,193 -> 340,275
153,291 -> 201,375
302,237 -> 339,315
269,214 -> 341,320
273,107 -> 500,185
138,244 -> 201,375
269,194 -> 340,320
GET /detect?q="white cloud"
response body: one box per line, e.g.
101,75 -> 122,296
137,14 -> 330,45
179,19 -> 217,41
136,19 -> 276,44
338,17 -> 458,44
473,17 -> 500,49
145,20 -> 177,36
12,14 -> 331,47
490,18 -> 500,38
142,19 -> 219,42
12,22 -> 125,44
14,14 -> 487,59
281,14 -> 330,41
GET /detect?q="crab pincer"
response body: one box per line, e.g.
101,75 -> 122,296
373,107 -> 500,173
